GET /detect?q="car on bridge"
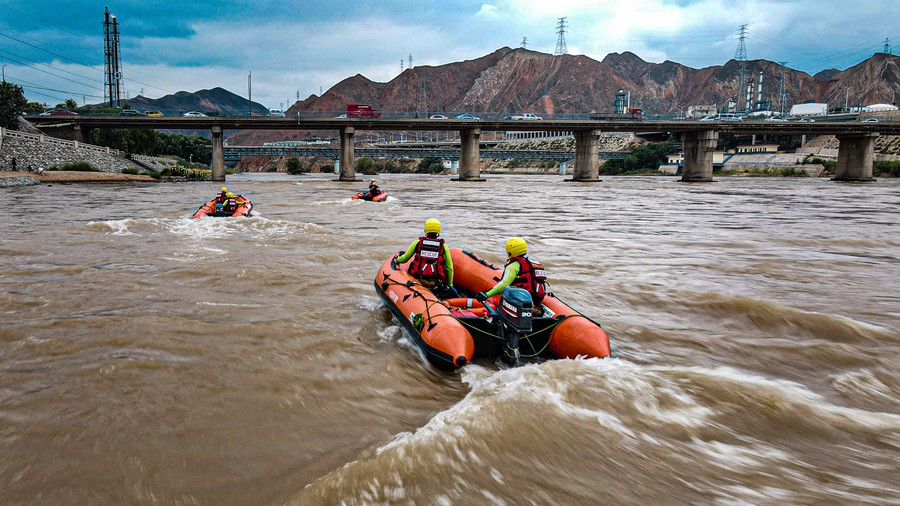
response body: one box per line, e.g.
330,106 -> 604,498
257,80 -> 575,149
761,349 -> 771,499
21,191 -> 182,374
183,111 -> 208,117
119,109 -> 147,116
504,113 -> 543,120
455,113 -> 480,120
146,111 -> 163,117
429,114 -> 448,119
48,109 -> 78,116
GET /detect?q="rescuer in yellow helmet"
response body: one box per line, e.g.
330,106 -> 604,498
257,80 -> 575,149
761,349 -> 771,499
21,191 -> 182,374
476,237 -> 548,310
222,192 -> 238,213
215,186 -> 229,204
365,178 -> 384,200
393,218 -> 456,297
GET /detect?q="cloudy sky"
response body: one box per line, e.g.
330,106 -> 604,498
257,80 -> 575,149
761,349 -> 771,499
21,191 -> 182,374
2,0 -> 898,110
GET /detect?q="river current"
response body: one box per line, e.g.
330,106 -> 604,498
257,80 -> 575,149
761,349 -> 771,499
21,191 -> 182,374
1,173 -> 898,505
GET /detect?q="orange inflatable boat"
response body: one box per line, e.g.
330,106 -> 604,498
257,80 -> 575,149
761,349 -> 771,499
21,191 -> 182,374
352,190 -> 388,202
374,247 -> 611,371
191,196 -> 253,218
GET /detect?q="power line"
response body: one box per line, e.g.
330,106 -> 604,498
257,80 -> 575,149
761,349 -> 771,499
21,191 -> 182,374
0,48 -> 104,86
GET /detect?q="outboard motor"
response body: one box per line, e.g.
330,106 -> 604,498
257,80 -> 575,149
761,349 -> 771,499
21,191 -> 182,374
497,287 -> 533,367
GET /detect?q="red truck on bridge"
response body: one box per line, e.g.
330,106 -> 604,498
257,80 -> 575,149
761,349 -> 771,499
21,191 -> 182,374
346,103 -> 381,118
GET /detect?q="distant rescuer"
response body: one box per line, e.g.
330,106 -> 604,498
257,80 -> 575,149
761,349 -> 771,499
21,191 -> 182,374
393,218 -> 457,298
476,237 -> 548,311
367,179 -> 383,199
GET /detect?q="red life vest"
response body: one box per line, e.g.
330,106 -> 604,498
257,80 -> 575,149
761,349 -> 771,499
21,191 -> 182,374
215,192 -> 227,204
507,256 -> 547,304
408,237 -> 447,282
223,198 -> 237,213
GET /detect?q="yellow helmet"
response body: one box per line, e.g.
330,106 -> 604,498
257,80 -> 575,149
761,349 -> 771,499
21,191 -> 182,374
506,237 -> 527,257
424,218 -> 441,235
220,186 -> 228,192
226,192 -> 235,198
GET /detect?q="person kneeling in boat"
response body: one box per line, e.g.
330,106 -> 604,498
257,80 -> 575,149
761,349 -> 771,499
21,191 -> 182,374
392,218 -> 457,298
475,237 -> 548,315
221,192 -> 239,214
366,179 -> 383,200
215,186 -> 228,204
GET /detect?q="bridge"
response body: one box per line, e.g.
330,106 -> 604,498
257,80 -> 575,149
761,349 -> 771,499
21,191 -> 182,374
26,115 -> 899,183
223,146 -> 629,162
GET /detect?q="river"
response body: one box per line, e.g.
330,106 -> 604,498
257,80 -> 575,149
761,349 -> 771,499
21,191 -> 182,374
1,173 -> 898,505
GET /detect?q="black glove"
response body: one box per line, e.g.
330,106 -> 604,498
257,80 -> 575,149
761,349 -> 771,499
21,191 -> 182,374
475,292 -> 488,303
390,256 -> 398,270
445,286 -> 459,297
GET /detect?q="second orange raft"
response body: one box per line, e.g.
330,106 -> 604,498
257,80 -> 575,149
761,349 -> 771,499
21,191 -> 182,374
374,247 -> 611,371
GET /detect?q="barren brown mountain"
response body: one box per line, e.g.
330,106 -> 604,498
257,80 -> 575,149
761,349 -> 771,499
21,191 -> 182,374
226,47 -> 900,146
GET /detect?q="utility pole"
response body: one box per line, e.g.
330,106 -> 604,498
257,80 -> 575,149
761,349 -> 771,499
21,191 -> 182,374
248,71 -> 252,117
554,17 -> 567,56
734,24 -> 748,113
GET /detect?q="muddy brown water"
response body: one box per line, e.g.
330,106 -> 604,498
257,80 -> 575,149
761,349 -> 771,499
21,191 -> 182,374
1,173 -> 898,505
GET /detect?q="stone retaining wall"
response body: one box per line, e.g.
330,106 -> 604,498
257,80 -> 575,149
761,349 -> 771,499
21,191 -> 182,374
0,127 -> 142,173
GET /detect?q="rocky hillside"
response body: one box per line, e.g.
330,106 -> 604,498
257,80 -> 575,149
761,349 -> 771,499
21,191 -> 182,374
220,48 -> 900,147
118,87 -> 269,117
286,48 -> 900,118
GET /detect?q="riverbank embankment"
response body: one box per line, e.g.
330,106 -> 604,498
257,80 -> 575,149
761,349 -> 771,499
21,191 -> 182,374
0,170 -> 158,187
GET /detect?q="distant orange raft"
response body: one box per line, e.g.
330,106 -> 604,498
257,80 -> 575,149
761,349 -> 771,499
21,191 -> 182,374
191,197 -> 253,218
374,247 -> 611,371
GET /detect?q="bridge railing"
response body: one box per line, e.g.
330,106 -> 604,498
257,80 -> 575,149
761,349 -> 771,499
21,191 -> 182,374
0,126 -> 122,156
130,153 -> 178,166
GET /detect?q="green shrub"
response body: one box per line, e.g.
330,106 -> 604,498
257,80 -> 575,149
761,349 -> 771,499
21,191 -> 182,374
416,157 -> 444,174
122,168 -> 140,175
60,161 -> 95,172
285,157 -> 307,175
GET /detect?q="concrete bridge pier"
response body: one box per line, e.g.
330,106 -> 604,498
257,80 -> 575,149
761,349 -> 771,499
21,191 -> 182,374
450,160 -> 459,175
339,127 -> 356,181
569,129 -> 602,181
834,133 -> 878,181
211,126 -> 225,182
456,128 -> 483,181
681,130 -> 718,182
73,125 -> 85,143
559,160 -> 567,175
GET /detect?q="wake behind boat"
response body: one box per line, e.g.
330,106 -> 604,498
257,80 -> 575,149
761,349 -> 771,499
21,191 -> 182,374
375,247 -> 611,371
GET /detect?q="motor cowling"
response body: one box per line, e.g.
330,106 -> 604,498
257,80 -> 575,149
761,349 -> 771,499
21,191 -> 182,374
499,287 -> 533,332
498,287 -> 533,367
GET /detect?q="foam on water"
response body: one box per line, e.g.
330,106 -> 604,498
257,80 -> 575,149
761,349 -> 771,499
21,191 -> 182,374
89,216 -> 330,241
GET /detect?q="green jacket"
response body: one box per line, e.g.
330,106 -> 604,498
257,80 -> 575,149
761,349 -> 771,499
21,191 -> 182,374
484,261 -> 521,297
396,238 -> 454,286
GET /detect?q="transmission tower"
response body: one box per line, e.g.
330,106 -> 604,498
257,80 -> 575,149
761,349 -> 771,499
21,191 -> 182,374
521,37 -> 527,49
884,38 -> 892,54
408,54 -> 413,69
734,24 -> 748,112
778,61 -> 788,115
103,7 -> 123,107
554,17 -> 567,56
